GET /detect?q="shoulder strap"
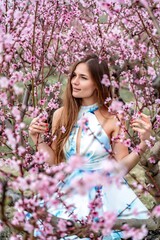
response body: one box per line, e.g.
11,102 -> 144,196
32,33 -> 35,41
85,112 -> 111,153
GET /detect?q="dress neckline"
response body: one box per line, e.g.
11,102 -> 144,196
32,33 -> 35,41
80,102 -> 98,110
78,103 -> 99,120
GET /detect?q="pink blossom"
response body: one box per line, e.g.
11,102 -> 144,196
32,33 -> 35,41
18,146 -> 26,156
0,221 -> 4,232
111,80 -> 119,88
5,54 -> 12,62
108,100 -> 123,113
13,85 -> 24,95
122,224 -> 148,240
145,140 -> 152,148
11,106 -> 21,121
1,157 -> 18,170
152,205 -> 160,217
48,99 -> 59,110
78,116 -> 89,132
57,219 -> 67,232
102,211 -> 117,235
4,33 -> 14,45
132,181 -> 138,188
61,126 -> 66,133
0,183 -> 2,194
28,106 -> 40,118
137,184 -> 143,191
132,208 -> 139,217
12,211 -> 25,225
24,221 -> 34,233
139,43 -> 147,54
67,155 -> 87,171
39,98 -> 47,106
0,92 -> 8,105
33,151 -> 49,165
124,138 -> 131,147
19,122 -> 25,129
71,177 -> 90,195
52,135 -> 57,141
148,157 -> 156,164
140,0 -> 149,8
101,74 -> 111,87
10,235 -> 23,240
0,77 -> 9,88
134,65 -> 140,72
40,222 -> 53,236
5,128 -> 17,149
0,55 -> 2,64
148,66 -> 156,78
0,43 -> 3,53
104,97 -> 112,105
38,112 -> 48,122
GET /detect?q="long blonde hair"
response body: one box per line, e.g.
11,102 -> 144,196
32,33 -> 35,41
53,54 -> 113,164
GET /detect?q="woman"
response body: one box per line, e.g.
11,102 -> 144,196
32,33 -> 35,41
29,54 -> 152,239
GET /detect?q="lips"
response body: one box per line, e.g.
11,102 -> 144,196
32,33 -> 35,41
72,88 -> 81,92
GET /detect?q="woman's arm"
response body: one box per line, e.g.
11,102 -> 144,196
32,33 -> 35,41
29,107 -> 63,165
112,113 -> 152,172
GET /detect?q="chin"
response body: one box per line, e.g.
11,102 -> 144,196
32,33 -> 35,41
72,92 -> 82,98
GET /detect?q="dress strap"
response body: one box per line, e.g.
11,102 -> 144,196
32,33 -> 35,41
85,112 -> 111,153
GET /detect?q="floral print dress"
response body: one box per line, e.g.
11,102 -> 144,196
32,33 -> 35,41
48,103 -> 149,240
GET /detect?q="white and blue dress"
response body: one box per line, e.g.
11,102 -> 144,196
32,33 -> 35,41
48,103 -> 149,240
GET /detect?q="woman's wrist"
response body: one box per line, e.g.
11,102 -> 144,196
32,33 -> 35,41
30,134 -> 43,145
138,140 -> 147,154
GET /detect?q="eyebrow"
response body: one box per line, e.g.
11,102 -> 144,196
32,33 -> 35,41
73,72 -> 88,78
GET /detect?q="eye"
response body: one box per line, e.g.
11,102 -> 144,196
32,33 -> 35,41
81,76 -> 87,80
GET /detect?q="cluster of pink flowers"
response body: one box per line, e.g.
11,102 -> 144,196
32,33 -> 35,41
122,224 -> 148,240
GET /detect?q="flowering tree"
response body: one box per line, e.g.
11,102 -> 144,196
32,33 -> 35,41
0,0 -> 160,239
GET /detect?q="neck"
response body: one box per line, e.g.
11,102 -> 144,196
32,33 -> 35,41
81,99 -> 97,106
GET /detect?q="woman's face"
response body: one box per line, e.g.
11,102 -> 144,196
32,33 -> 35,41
71,63 -> 97,105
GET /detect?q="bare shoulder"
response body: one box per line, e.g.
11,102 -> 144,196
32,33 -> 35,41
53,107 -> 64,119
104,112 -> 120,133
111,113 -> 126,138
100,108 -> 125,137
99,107 -> 118,124
96,106 -> 125,131
95,108 -> 117,138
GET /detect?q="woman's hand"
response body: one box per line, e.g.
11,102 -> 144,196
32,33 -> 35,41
29,116 -> 55,164
131,113 -> 152,143
29,116 -> 49,141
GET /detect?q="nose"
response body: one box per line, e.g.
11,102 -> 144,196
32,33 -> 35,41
72,75 -> 79,85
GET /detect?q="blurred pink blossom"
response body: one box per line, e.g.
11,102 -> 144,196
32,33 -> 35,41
148,66 -> 156,78
0,221 -> 4,232
61,126 -> 66,133
67,155 -> 87,171
0,77 -> 9,88
122,224 -> 148,240
11,106 -> 21,121
148,157 -> 156,164
57,219 -> 67,232
152,205 -> 160,217
101,74 -> 111,87
5,128 -> 17,149
108,100 -> 123,113
13,85 -> 24,95
78,116 -> 89,132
